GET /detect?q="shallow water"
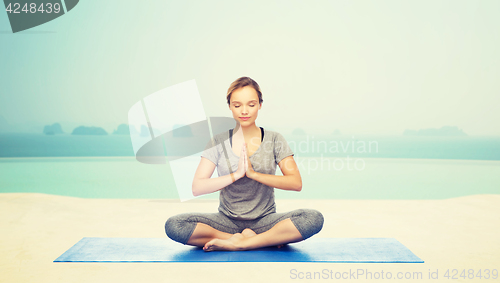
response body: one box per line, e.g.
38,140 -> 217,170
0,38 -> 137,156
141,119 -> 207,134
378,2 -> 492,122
1,133 -> 500,160
1,156 -> 498,200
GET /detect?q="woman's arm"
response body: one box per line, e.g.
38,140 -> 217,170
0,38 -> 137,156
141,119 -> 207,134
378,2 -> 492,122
247,156 -> 302,191
192,146 -> 247,197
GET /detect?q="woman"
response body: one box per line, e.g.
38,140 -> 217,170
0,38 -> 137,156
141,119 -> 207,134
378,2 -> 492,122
165,77 -> 324,251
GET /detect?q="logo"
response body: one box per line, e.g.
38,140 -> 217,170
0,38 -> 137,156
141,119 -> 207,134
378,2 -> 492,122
4,0 -> 79,33
128,79 -> 235,202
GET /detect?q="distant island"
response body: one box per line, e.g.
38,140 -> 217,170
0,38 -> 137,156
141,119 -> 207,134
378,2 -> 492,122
72,126 -> 108,135
43,123 -> 64,135
172,124 -> 193,137
112,124 -> 130,135
403,126 -> 467,136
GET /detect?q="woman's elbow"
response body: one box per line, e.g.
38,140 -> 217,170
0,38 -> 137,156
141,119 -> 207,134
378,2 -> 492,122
192,180 -> 200,196
288,175 -> 302,191
192,187 -> 205,197
295,181 -> 302,192
192,179 -> 209,197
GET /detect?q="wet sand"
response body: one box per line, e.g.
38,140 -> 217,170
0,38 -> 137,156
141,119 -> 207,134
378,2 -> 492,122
1,193 -> 499,282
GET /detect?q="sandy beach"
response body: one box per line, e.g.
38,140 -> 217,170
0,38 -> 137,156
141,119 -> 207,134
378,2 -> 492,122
1,193 -> 499,283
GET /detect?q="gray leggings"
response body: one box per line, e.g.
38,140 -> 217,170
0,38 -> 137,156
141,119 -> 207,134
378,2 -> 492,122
165,209 -> 324,245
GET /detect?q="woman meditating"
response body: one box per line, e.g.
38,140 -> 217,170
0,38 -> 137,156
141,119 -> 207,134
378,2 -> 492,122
165,76 -> 324,251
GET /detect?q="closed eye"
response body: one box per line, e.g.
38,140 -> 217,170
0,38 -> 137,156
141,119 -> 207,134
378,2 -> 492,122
235,105 -> 255,108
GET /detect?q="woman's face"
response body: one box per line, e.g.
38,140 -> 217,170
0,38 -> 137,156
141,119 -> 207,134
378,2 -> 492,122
229,86 -> 262,127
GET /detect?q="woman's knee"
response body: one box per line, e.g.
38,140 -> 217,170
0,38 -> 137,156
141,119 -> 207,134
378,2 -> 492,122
294,208 -> 324,239
165,214 -> 195,244
307,209 -> 324,234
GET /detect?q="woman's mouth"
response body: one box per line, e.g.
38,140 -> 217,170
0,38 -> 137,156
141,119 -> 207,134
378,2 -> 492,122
240,117 -> 250,121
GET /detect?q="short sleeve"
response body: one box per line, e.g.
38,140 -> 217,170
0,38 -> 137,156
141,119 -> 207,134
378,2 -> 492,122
274,132 -> 294,165
201,137 -> 220,165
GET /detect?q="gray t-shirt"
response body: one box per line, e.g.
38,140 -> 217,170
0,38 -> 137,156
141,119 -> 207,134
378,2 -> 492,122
201,128 -> 295,220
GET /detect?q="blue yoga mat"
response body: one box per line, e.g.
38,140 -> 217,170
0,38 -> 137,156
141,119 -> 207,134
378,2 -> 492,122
54,237 -> 423,263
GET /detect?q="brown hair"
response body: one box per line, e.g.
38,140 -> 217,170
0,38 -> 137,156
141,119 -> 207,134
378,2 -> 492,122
226,77 -> 263,105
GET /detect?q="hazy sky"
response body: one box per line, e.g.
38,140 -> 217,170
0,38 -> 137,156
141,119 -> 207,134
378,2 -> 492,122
1,0 -> 499,136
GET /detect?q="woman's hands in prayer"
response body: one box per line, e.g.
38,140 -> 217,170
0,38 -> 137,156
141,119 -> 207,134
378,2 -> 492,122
244,143 -> 257,179
235,144 -> 247,181
234,142 -> 257,181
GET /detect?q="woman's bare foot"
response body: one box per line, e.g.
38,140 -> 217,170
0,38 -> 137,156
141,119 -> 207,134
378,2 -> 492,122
241,228 -> 287,248
203,233 -> 246,252
203,228 -> 290,251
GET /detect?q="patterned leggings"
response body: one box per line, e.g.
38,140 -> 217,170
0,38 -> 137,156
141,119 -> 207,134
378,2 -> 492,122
165,208 -> 324,245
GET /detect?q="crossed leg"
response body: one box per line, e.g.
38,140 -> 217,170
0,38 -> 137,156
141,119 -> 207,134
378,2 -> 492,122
185,222 -> 233,247
171,209 -> 323,252
202,218 -> 303,251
